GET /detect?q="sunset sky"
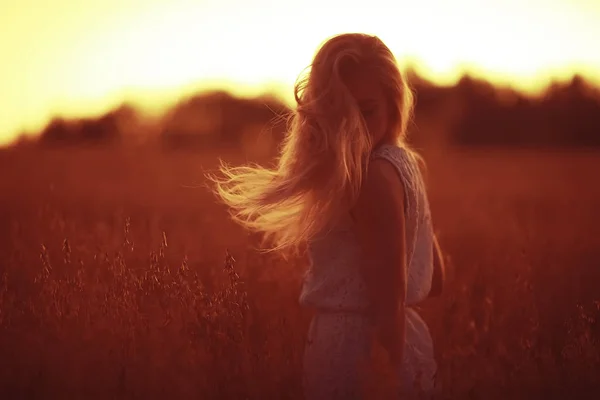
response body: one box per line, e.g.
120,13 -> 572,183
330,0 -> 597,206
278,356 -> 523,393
1,0 -> 600,146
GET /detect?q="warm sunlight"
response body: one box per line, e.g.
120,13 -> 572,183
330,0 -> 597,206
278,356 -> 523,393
1,0 -> 599,146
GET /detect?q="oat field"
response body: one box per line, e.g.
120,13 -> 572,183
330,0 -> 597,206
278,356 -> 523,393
0,145 -> 599,399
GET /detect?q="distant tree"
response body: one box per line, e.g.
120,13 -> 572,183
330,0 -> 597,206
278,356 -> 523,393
39,117 -> 73,144
540,75 -> 600,146
39,111 -> 123,146
77,114 -> 120,143
160,91 -> 289,151
160,90 -> 230,149
12,132 -> 35,148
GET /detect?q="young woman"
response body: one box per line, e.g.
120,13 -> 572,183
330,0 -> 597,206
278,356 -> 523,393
208,32 -> 445,399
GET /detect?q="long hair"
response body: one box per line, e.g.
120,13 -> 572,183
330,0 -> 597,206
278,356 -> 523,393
206,33 -> 416,257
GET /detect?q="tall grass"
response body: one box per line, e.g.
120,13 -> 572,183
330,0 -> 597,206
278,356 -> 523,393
0,147 -> 599,398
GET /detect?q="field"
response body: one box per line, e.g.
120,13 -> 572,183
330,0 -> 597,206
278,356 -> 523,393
1,145 -> 599,399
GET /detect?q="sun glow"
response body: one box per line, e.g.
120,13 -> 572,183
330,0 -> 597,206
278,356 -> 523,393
1,0 -> 599,146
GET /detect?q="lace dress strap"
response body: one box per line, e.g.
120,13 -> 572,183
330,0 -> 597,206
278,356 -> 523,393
370,144 -> 420,272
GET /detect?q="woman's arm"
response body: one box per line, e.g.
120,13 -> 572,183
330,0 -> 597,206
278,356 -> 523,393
429,233 -> 445,298
351,158 -> 407,366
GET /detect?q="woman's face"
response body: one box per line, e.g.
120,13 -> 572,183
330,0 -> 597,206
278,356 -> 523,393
344,68 -> 391,146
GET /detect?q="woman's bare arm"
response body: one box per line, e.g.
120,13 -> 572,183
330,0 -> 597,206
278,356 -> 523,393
429,233 -> 445,298
351,158 -> 407,366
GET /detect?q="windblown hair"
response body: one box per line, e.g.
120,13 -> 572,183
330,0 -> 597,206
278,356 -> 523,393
206,33 -> 416,257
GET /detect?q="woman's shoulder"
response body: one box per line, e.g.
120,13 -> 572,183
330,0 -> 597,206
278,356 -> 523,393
371,143 -> 425,190
370,143 -> 412,167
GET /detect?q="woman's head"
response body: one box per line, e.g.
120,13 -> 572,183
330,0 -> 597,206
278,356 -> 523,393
298,33 -> 414,148
208,33 -> 415,256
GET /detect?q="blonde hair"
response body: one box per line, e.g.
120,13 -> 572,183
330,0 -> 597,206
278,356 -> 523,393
206,33 -> 416,257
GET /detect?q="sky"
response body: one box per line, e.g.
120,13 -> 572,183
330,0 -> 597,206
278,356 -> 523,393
1,0 -> 600,146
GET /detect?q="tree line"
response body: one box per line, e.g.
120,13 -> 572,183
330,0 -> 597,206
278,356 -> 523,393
33,72 -> 600,149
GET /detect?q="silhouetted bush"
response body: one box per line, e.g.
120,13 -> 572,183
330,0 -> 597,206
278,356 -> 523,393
77,115 -> 120,143
39,118 -> 73,144
424,74 -> 600,147
38,103 -> 145,146
160,91 -> 289,152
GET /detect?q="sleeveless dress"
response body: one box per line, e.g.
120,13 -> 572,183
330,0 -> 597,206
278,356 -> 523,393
299,143 -> 438,399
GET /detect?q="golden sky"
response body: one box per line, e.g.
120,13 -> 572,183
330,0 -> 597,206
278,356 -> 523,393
1,0 -> 600,146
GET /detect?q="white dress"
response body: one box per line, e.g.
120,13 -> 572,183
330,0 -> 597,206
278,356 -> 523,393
299,143 -> 438,399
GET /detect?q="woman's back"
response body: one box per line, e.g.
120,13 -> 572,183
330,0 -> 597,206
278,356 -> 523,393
300,143 -> 434,309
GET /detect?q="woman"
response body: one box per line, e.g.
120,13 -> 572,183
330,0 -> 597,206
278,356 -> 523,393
207,33 -> 445,399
